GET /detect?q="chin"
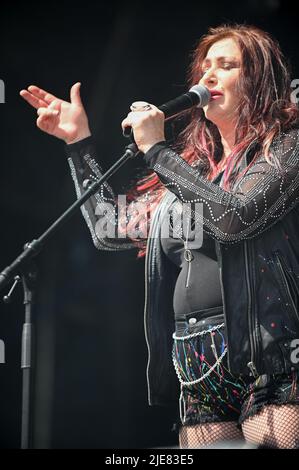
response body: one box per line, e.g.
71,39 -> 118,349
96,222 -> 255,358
204,109 -> 226,126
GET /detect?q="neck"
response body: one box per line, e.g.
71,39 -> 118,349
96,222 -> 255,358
218,125 -> 236,159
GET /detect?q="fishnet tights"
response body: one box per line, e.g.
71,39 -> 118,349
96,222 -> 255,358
179,404 -> 299,449
242,404 -> 299,449
179,421 -> 244,449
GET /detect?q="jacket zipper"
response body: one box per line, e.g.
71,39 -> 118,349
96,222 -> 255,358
274,250 -> 299,324
144,196 -> 163,406
143,234 -> 152,405
184,215 -> 193,288
184,248 -> 193,288
244,241 -> 259,378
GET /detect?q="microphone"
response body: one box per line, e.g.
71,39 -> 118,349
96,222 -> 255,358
159,84 -> 211,118
123,84 -> 211,138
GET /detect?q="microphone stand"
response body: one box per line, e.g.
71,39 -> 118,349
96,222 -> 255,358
0,141 -> 139,449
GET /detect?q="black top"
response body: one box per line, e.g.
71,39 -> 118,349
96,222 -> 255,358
161,171 -> 224,317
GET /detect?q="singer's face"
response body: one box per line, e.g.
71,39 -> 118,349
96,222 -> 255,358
199,38 -> 241,127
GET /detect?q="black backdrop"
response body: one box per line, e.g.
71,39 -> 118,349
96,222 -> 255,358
0,0 -> 298,449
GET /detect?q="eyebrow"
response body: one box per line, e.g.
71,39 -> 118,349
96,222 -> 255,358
202,56 -> 240,65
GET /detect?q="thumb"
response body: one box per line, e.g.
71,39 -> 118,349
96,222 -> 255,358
70,82 -> 82,106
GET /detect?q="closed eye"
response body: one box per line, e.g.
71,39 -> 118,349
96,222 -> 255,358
201,59 -> 240,74
222,63 -> 233,69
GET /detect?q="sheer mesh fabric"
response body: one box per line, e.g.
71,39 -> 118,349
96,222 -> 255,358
67,130 -> 299,248
179,421 -> 244,449
179,404 -> 299,449
242,404 -> 299,449
67,137 -> 142,251
144,129 -> 299,243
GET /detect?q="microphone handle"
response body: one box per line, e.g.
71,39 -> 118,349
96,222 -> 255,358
123,91 -> 199,139
159,91 -> 199,118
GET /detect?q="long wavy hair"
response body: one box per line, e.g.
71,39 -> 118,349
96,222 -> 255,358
123,24 -> 299,257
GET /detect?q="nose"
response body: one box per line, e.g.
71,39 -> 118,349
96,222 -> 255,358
199,69 -> 218,87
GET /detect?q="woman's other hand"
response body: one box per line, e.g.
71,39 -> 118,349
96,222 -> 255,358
121,103 -> 165,154
20,82 -> 91,144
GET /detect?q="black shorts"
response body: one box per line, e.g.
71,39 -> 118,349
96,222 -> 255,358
173,310 -> 299,428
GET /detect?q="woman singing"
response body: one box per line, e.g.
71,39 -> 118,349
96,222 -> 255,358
21,24 -> 299,448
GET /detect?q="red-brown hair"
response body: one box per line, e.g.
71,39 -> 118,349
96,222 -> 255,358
124,24 -> 299,257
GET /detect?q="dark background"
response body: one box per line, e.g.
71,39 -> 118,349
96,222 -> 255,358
0,0 -> 298,449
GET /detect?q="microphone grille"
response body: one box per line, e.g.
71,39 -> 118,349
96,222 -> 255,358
189,84 -> 211,107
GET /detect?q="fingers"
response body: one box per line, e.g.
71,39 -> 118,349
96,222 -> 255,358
121,115 -> 131,132
70,82 -> 82,106
27,85 -> 57,105
48,99 -> 62,112
20,89 -> 49,110
36,108 -> 59,134
37,107 -> 59,117
36,114 -> 52,133
20,85 -> 59,110
121,104 -> 161,131
121,111 -> 144,131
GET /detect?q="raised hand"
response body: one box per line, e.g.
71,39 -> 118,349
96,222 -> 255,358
20,82 -> 91,144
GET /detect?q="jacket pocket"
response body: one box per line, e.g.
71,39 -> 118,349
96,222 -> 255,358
273,250 -> 299,327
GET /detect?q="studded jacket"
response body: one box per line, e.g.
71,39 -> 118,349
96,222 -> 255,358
66,128 -> 299,406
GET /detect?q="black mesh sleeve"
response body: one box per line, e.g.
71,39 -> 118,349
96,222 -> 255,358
143,129 -> 299,244
66,136 -> 138,251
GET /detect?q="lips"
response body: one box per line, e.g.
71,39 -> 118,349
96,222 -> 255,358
210,90 -> 224,99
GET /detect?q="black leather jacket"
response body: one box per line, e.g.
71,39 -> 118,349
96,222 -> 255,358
66,128 -> 299,406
